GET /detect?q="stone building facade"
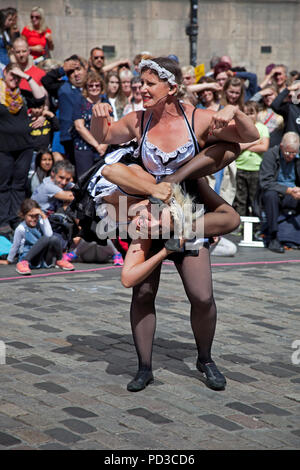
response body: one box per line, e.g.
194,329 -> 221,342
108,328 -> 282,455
2,0 -> 300,80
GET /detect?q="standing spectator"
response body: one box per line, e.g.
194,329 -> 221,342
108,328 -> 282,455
89,47 -> 131,79
12,37 -> 47,102
259,132 -> 300,252
28,96 -> 59,151
192,77 -> 223,111
0,8 -> 14,67
260,64 -> 288,94
213,61 -> 231,90
57,56 -> 87,163
21,6 -> 54,60
73,70 -> 109,177
122,76 -> 144,115
7,7 -> 20,41
271,80 -> 300,135
119,68 -> 133,102
251,86 -> 284,147
233,101 -> 270,217
105,70 -> 127,121
0,63 -> 45,234
228,67 -> 259,102
181,65 -> 196,86
221,76 -> 245,109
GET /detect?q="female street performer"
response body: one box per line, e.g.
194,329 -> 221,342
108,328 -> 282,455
91,57 -> 259,392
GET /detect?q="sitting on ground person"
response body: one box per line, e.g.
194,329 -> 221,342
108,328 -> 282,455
3,198 -> 74,275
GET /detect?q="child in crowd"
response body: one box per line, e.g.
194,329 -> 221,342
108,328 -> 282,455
233,101 -> 270,217
29,148 -> 55,194
3,199 -> 74,275
28,96 -> 60,151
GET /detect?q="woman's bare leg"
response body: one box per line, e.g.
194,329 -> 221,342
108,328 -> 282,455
162,142 -> 241,185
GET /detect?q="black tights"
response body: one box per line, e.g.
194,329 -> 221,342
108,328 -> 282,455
25,235 -> 62,267
130,246 -> 216,371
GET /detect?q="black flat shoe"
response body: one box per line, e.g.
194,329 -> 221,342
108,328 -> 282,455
127,369 -> 154,392
196,359 -> 226,391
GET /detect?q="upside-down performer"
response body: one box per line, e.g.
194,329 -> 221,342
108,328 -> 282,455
90,57 -> 259,392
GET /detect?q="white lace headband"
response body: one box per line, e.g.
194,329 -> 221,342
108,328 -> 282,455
139,59 -> 177,86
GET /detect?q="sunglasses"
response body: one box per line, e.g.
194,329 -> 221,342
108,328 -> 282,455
93,55 -> 104,60
88,83 -> 101,89
31,15 -> 40,19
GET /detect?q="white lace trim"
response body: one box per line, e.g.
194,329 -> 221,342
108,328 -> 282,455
139,59 -> 177,86
145,139 -> 193,163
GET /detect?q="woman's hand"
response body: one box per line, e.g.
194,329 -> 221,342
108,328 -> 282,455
96,143 -> 108,156
209,105 -> 237,134
151,182 -> 172,203
92,102 -> 114,126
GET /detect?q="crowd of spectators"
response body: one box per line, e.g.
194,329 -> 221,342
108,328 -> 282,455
1,5 -> 300,273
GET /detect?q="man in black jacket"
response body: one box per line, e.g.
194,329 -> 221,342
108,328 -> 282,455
271,81 -> 300,135
259,132 -> 300,252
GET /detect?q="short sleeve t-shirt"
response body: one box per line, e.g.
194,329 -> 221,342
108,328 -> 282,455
19,65 -> 46,93
31,176 -> 63,212
236,122 -> 270,172
21,26 -> 52,59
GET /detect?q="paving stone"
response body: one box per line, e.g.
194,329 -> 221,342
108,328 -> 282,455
220,354 -> 256,365
29,324 -> 62,333
198,414 -> 243,431
12,363 -> 49,376
225,414 -> 269,429
127,407 -> 173,424
0,431 -> 22,447
252,403 -> 292,416
225,371 -> 258,383
225,402 -> 264,415
22,355 -> 55,367
7,341 -> 33,350
62,407 -> 98,418
33,381 -> 69,394
250,363 -> 297,378
60,418 -> 97,434
44,428 -> 82,444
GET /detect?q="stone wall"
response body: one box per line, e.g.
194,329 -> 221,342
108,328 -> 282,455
2,0 -> 300,80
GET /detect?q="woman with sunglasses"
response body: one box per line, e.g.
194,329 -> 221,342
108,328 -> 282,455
21,6 -> 54,60
72,70 -> 109,178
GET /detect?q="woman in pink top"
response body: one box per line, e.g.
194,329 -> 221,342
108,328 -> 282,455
21,6 -> 54,59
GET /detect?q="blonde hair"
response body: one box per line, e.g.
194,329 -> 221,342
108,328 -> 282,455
30,6 -> 47,32
169,184 -> 203,239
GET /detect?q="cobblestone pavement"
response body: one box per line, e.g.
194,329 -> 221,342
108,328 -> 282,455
0,244 -> 299,451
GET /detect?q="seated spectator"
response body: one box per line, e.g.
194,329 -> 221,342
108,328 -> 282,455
105,70 -> 127,120
5,198 -> 74,275
258,132 -> 300,252
233,101 -> 270,217
32,160 -> 75,213
221,76 -> 245,109
28,95 -> 59,151
73,70 -> 109,177
251,86 -> 284,147
0,8 -> 14,67
271,80 -> 300,135
0,63 -> 45,234
21,6 -> 54,60
122,76 -> 144,115
29,149 -> 54,194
